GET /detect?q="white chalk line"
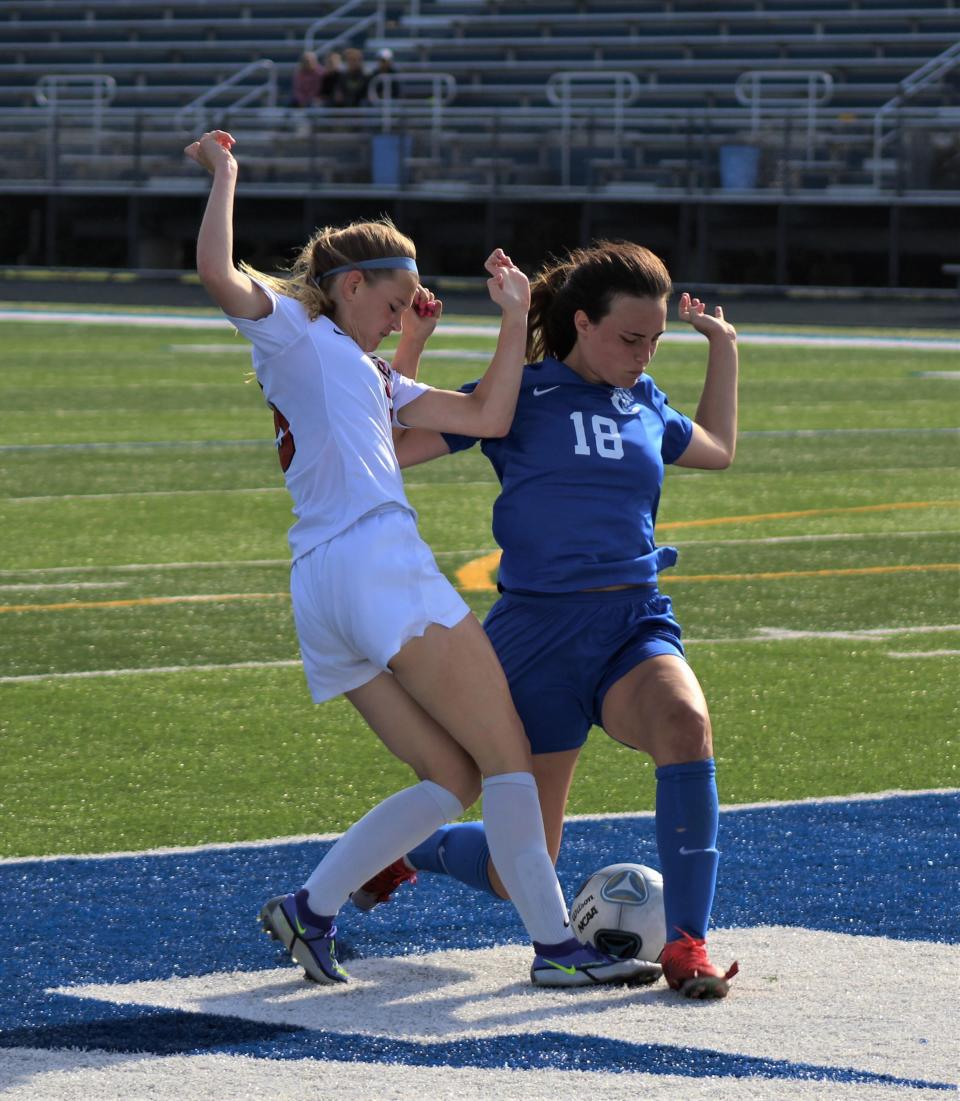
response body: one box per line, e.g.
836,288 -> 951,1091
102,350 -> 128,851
3,308 -> 960,350
749,623 -> 960,641
0,787 -> 954,865
0,557 -> 291,577
885,649 -> 960,658
1,530 -> 955,583
0,658 -> 301,684
0,550 -> 491,580
0,580 -> 131,593
168,343 -> 497,360
4,481 -> 497,502
3,424 -> 957,457
3,624 -> 956,686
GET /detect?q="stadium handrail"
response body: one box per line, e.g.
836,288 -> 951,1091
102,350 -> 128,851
872,40 -> 960,185
174,59 -> 278,132
5,31 -> 959,55
1,100 -> 956,200
303,0 -> 385,55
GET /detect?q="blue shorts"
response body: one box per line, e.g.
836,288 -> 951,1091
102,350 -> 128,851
483,587 -> 685,755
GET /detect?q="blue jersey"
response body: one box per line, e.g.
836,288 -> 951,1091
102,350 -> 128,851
443,357 -> 693,592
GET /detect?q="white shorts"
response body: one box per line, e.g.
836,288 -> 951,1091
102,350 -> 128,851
290,505 -> 470,703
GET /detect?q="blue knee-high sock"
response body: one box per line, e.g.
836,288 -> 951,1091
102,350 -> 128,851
407,823 -> 500,899
655,758 -> 720,943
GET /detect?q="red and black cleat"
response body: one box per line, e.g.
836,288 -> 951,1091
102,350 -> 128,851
350,858 -> 418,912
660,930 -> 739,999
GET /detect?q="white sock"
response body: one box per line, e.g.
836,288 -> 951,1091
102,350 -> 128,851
303,780 -> 463,916
482,772 -> 570,945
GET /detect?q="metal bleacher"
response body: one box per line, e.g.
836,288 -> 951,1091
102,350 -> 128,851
1,0 -> 958,195
0,0 -> 958,281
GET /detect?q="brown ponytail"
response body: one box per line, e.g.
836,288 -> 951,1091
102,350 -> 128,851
528,240 -> 673,361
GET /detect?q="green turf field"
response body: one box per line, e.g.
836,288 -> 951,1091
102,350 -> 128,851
1,312 -> 957,856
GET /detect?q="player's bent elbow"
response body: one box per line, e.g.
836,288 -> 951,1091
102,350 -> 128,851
195,264 -> 232,301
466,402 -> 512,439
483,402 -> 517,438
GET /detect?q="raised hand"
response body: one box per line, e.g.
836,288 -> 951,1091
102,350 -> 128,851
677,291 -> 737,341
485,248 -> 530,315
183,130 -> 237,174
401,283 -> 443,342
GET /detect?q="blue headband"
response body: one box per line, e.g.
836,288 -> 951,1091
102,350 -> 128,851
317,256 -> 418,280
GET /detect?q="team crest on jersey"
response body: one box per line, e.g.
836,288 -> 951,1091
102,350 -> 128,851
610,387 -> 641,414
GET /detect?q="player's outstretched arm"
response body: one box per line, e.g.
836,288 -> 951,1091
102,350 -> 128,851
674,291 -> 738,470
397,249 -> 528,438
184,131 -> 270,321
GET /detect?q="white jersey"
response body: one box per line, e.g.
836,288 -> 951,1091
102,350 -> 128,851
227,279 -> 431,561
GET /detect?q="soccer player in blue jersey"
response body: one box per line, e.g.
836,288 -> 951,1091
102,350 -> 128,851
358,240 -> 740,998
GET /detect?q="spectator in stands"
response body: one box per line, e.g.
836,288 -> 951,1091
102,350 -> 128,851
335,47 -> 371,107
367,46 -> 398,102
318,51 -> 344,107
376,46 -> 396,72
291,51 -> 324,109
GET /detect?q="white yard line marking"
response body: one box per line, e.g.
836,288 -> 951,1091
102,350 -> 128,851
0,658 -> 300,685
3,307 -> 959,348
3,424 -> 956,457
0,580 -> 130,593
4,624 -> 955,684
1,533 -> 954,585
5,482 -> 496,502
167,343 -> 250,352
0,591 -> 289,614
168,343 -> 496,360
0,310 -> 232,329
0,558 -> 290,577
885,649 -> 960,658
749,624 -> 960,641
0,439 -> 270,453
740,426 -> 959,438
672,528 -> 959,548
7,487 -> 286,503
0,787 -> 954,864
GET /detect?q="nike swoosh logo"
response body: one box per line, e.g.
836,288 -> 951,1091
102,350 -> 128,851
678,846 -> 702,856
533,385 -> 560,396
543,959 -> 577,974
294,916 -> 307,935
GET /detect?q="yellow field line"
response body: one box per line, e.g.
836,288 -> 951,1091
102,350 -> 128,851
0,592 -> 289,614
455,500 -> 960,591
4,495 -> 958,607
669,563 -> 959,583
657,499 -> 959,531
457,559 -> 958,591
1,563 -> 955,609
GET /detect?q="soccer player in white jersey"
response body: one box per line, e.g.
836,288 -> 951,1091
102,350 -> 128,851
184,130 -> 652,988
367,241 -> 740,998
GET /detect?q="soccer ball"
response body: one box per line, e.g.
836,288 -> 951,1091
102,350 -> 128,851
571,863 -> 666,963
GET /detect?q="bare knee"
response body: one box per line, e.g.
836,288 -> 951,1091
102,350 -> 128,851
651,699 -> 713,766
421,760 -> 482,812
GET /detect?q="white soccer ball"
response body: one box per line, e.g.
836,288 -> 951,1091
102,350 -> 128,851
571,863 -> 666,963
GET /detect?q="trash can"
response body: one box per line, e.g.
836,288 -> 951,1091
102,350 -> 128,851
371,133 -> 410,186
719,144 -> 760,189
